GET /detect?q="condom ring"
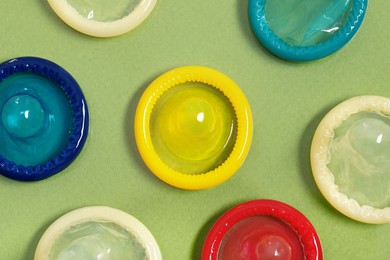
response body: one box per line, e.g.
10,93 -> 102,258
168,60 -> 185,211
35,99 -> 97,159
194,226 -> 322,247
35,206 -> 162,259
248,0 -> 368,61
48,0 -> 158,37
134,66 -> 253,190
0,57 -> 89,181
202,199 -> 323,259
311,95 -> 390,223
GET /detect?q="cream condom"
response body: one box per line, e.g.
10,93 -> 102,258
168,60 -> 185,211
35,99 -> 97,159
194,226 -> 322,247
35,206 -> 162,259
48,0 -> 158,37
311,96 -> 390,224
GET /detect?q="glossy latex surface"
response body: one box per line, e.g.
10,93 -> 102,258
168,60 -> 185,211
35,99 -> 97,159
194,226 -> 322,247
311,96 -> 390,223
134,66 -> 252,190
150,82 -> 237,174
248,0 -> 368,61
35,207 -> 161,260
0,73 -> 72,166
66,0 -> 141,22
202,200 -> 322,260
218,216 -> 304,260
48,0 -> 158,37
2,94 -> 45,139
49,221 -> 147,260
265,0 -> 352,46
328,112 -> 390,208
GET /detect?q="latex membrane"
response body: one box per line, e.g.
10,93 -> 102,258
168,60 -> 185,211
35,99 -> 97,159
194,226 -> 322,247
49,221 -> 147,260
150,82 -> 237,174
327,112 -> 390,209
66,0 -> 141,22
265,0 -> 352,46
218,216 -> 304,260
0,73 -> 72,166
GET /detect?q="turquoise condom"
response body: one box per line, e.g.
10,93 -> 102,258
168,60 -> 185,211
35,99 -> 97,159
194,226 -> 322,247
0,57 -> 89,181
248,0 -> 368,61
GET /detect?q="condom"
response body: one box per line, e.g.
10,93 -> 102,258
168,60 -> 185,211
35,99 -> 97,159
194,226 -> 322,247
311,96 -> 390,223
0,57 -> 88,181
48,0 -> 158,37
34,206 -> 161,260
202,200 -> 322,260
134,66 -> 253,190
248,0 -> 368,61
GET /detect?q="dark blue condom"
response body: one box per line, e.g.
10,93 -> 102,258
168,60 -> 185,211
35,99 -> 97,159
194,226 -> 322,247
0,57 -> 89,181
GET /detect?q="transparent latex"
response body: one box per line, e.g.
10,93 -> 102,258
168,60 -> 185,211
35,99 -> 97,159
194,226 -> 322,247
218,216 -> 304,260
265,0 -> 352,46
327,112 -> 390,209
150,82 -> 237,175
66,0 -> 141,22
49,221 -> 147,260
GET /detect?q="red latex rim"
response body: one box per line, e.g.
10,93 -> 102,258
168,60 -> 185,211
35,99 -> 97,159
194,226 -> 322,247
202,199 -> 323,260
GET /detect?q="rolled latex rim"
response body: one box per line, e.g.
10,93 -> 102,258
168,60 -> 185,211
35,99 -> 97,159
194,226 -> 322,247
134,66 -> 253,190
311,95 -> 390,224
202,199 -> 323,260
0,57 -> 89,181
248,0 -> 368,61
34,206 -> 162,260
48,0 -> 158,37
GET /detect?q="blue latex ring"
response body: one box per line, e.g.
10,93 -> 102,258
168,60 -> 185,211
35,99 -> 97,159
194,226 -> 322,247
0,57 -> 89,181
248,0 -> 368,61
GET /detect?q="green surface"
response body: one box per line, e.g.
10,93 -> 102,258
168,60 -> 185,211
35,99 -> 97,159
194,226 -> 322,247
0,1 -> 389,259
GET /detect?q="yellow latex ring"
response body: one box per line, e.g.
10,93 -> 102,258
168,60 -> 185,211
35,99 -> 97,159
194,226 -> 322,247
134,66 -> 253,190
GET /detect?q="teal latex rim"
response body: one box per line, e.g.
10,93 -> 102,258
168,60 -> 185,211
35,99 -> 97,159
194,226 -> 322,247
248,0 -> 368,61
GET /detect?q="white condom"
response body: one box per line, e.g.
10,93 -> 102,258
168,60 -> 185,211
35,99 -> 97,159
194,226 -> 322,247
48,0 -> 158,37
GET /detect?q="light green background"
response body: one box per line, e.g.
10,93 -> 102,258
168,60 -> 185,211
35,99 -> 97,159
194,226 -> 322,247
0,1 -> 389,259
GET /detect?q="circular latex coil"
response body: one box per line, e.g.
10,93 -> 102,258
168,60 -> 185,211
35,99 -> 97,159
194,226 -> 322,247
48,0 -> 158,37
311,95 -> 390,223
134,66 -> 253,190
248,0 -> 368,61
202,199 -> 322,260
0,57 -> 89,181
34,206 -> 162,260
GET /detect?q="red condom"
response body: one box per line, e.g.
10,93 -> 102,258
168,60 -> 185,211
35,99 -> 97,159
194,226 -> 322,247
202,200 -> 322,260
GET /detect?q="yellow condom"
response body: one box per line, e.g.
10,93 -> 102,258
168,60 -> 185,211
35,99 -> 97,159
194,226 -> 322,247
134,66 -> 253,190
